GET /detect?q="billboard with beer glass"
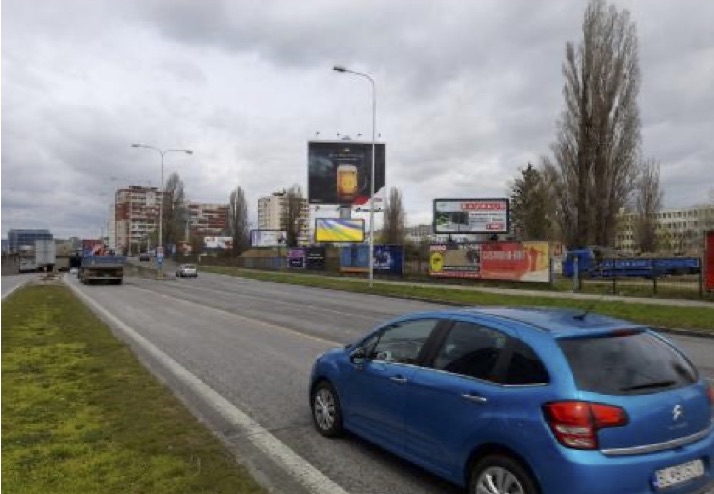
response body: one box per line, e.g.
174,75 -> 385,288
308,141 -> 385,205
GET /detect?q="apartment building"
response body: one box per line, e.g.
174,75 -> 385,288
616,204 -> 714,254
257,191 -> 310,245
187,202 -> 228,237
114,185 -> 161,254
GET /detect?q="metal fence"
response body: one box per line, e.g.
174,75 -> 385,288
181,252 -> 713,301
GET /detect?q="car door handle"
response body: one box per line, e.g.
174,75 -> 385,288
461,393 -> 488,404
390,376 -> 408,384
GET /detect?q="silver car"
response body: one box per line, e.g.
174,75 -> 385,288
175,264 -> 198,278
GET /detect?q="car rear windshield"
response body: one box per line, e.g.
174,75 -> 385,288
558,331 -> 698,395
184,265 -> 196,269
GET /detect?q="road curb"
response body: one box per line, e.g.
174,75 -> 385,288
1,277 -> 31,300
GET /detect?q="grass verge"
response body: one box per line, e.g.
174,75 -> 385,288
201,267 -> 714,332
2,284 -> 266,494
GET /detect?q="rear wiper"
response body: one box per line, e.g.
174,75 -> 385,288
620,380 -> 677,392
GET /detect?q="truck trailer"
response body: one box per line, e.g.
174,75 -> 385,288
18,239 -> 57,273
78,240 -> 126,285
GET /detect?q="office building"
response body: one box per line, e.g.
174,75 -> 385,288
616,204 -> 714,254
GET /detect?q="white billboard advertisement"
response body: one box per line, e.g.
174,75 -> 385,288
433,198 -> 510,234
250,230 -> 288,247
203,236 -> 233,250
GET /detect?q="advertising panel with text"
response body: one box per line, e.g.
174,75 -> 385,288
433,199 -> 510,234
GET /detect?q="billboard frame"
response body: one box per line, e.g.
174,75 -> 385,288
307,140 -> 386,206
432,198 -> 510,234
250,230 -> 288,248
314,218 -> 366,243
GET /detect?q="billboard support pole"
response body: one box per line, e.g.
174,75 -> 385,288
333,65 -> 377,288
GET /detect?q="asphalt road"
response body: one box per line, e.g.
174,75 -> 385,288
1,273 -> 33,299
66,271 -> 714,494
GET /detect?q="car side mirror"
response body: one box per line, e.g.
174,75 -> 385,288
349,347 -> 366,363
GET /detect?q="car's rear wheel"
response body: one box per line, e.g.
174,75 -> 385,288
469,455 -> 538,494
311,381 -> 343,437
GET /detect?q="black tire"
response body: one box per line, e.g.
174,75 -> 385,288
310,381 -> 344,438
468,454 -> 539,494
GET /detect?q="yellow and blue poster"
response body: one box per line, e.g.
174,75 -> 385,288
315,219 -> 365,243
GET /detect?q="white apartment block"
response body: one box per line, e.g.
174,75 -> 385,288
616,204 -> 714,254
257,191 -> 310,245
114,185 -> 162,255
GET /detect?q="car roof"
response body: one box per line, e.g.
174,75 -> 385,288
398,307 -> 646,338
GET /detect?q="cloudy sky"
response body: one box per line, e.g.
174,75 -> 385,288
2,0 -> 713,239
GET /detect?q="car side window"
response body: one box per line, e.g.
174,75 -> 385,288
364,319 -> 439,365
504,339 -> 549,385
432,322 -> 507,382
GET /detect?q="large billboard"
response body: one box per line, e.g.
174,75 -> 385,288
315,219 -> 365,243
429,241 -> 550,282
339,245 -> 404,275
308,141 -> 386,205
433,198 -> 510,234
250,230 -> 287,248
204,236 -> 233,250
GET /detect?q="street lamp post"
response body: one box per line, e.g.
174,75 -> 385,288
131,144 -> 193,275
333,65 -> 377,287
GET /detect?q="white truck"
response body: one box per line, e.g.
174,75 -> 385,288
18,239 -> 57,273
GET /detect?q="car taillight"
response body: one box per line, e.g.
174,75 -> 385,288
543,401 -> 628,450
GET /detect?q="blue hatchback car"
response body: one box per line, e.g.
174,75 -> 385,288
309,307 -> 714,494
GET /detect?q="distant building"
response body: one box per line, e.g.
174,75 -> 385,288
257,191 -> 310,246
187,202 -> 228,237
7,229 -> 53,253
114,185 -> 162,254
616,204 -> 714,254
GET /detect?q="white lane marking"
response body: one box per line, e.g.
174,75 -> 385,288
65,279 -> 350,494
130,283 -> 343,346
2,277 -> 32,300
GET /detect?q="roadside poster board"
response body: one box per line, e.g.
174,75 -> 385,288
706,231 -> 714,291
305,247 -> 326,270
250,230 -> 287,248
315,219 -> 365,243
287,248 -> 306,269
340,245 -> 404,275
308,141 -> 386,205
433,198 -> 510,234
429,241 -> 550,283
204,236 -> 233,250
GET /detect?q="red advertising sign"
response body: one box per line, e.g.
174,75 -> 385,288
705,231 -> 714,291
429,242 -> 550,283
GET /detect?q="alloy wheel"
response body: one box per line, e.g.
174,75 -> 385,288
313,387 -> 336,431
474,466 -> 525,494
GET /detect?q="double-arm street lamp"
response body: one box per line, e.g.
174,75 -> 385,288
333,65 -> 377,287
131,144 -> 193,272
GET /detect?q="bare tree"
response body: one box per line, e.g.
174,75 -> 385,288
544,0 -> 641,248
162,172 -> 187,247
382,187 -> 406,245
284,184 -> 306,248
227,186 -> 250,255
633,159 -> 663,253
509,163 -> 553,241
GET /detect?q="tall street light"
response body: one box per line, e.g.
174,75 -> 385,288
131,144 -> 193,274
333,65 -> 377,287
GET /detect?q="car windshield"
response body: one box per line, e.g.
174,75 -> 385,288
183,265 -> 196,269
558,331 -> 698,395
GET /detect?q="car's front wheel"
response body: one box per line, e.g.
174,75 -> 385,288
469,455 -> 538,494
311,381 -> 344,438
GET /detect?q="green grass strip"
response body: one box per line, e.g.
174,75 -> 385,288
201,267 -> 714,332
2,284 -> 266,494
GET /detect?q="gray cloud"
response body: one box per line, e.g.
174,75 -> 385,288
2,0 -> 713,240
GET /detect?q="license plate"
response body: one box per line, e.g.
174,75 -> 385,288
653,459 -> 705,490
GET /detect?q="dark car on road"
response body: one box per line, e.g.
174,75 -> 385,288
139,252 -> 150,262
309,307 -> 714,494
